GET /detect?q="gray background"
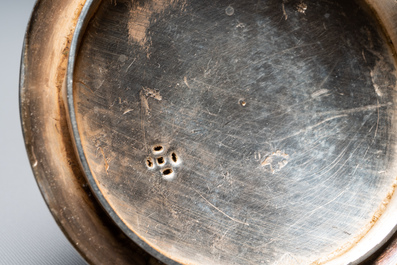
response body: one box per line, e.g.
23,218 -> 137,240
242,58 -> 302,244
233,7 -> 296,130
0,0 -> 87,264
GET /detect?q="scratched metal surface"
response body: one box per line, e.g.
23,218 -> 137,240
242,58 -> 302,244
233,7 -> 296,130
71,0 -> 397,264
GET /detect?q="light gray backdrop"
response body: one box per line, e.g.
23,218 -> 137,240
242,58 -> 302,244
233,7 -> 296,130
0,0 -> 87,264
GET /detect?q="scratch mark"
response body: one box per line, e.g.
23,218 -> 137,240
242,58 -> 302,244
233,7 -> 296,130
99,147 -> 109,174
31,146 -> 38,167
289,190 -> 346,230
76,80 -> 95,94
311,89 -> 330,98
271,114 -> 348,142
282,2 -> 288,20
374,99 -> 380,139
370,70 -> 383,97
319,103 -> 390,116
254,151 -> 262,160
275,253 -> 302,265
220,223 -> 239,241
319,59 -> 340,89
184,76 -> 190,88
236,22 -> 245,28
123,109 -> 134,115
194,189 -> 249,226
125,58 -> 136,73
362,50 -> 367,63
55,124 -> 60,134
140,90 -> 148,151
352,164 -> 359,176
204,58 -> 218,77
272,42 -> 317,57
204,108 -> 217,116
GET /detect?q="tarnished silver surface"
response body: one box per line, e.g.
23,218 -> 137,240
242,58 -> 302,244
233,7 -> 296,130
66,0 -> 397,264
21,0 -> 397,264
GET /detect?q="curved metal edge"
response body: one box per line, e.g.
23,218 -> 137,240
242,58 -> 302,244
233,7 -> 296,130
19,1 -> 96,264
19,1 -> 156,264
18,1 -> 93,264
326,1 -> 397,264
351,0 -> 397,264
19,2 -> 35,145
65,1 -> 181,265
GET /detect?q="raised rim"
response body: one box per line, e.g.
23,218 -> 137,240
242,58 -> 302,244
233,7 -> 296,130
20,0 -> 157,264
